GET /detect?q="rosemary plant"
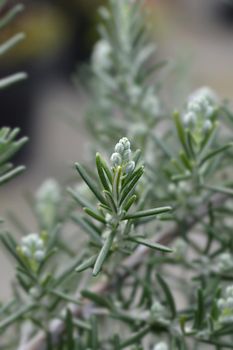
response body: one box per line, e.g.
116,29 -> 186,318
1,0 -> 233,349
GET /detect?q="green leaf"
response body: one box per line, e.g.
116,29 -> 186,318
96,152 -> 112,183
54,255 -> 84,287
81,290 -> 112,309
124,206 -> 172,220
0,165 -> 25,186
179,151 -> 193,171
121,166 -> 144,192
90,316 -> 99,349
75,254 -> 98,273
65,309 -> 75,350
49,290 -> 81,306
203,184 -> 233,196
113,165 -> 122,201
0,232 -> 29,270
84,207 -> 106,224
103,190 -> 117,213
67,187 -> 96,211
120,167 -> 144,206
96,152 -> 111,191
127,237 -> 173,253
173,111 -> 189,156
200,143 -> 233,165
193,288 -> 204,330
123,194 -> 137,212
71,214 -> 102,245
157,273 -> 177,319
132,149 -> 141,166
93,231 -> 115,276
75,162 -> 107,204
0,303 -> 36,330
119,325 -> 150,348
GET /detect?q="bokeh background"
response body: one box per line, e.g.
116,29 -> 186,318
1,0 -> 233,298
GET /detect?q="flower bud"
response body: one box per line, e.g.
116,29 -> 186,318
119,137 -> 130,150
34,250 -> 45,262
183,112 -> 196,126
123,149 -> 131,161
226,297 -> 233,309
154,342 -> 168,350
125,160 -> 135,174
110,152 -> 122,167
203,119 -> 212,133
29,287 -> 42,299
115,142 -> 124,154
21,246 -> 32,258
217,298 -> 225,310
226,286 -> 233,298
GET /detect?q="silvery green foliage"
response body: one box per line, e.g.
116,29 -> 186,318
0,0 -> 233,349
86,0 -> 162,149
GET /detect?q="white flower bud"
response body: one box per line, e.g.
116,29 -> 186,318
110,152 -> 122,167
151,301 -> 164,314
22,233 -> 38,246
187,101 -> 202,114
226,286 -> 233,298
21,246 -> 32,258
125,160 -> 135,174
115,142 -> 125,154
35,239 -> 44,250
119,137 -> 130,150
203,119 -> 212,133
34,250 -> 45,262
154,342 -> 168,350
183,112 -> 196,126
123,149 -> 131,161
29,287 -> 41,299
217,298 -> 226,310
226,297 -> 233,309
168,183 -> 176,194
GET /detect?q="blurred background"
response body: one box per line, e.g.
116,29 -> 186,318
1,0 -> 233,298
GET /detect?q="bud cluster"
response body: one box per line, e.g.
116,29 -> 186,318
150,301 -> 166,323
19,233 -> 46,263
110,137 -> 135,174
183,86 -> 218,139
216,253 -> 233,273
35,179 -> 61,230
217,285 -> 233,324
